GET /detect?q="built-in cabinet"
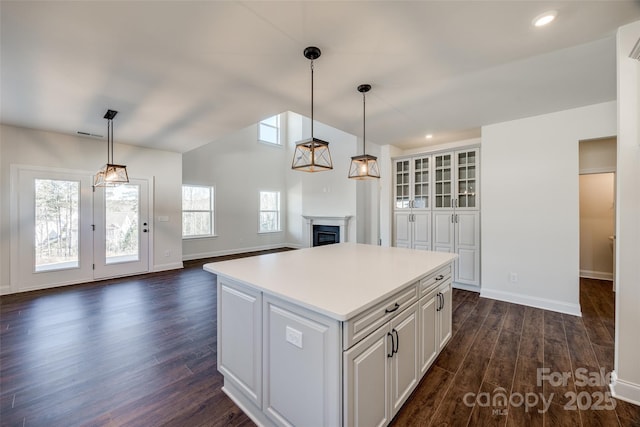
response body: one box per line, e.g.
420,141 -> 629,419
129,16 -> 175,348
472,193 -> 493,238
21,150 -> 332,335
393,147 -> 480,288
394,156 -> 431,250
217,261 -> 453,427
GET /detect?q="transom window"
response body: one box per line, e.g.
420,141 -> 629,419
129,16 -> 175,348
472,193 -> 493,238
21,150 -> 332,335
259,191 -> 280,233
259,115 -> 280,145
182,185 -> 214,238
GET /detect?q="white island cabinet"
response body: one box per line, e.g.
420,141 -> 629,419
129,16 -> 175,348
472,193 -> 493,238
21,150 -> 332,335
204,243 -> 457,427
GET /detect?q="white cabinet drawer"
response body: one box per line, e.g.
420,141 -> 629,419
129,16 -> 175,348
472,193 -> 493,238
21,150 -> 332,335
419,265 -> 451,297
343,284 -> 418,350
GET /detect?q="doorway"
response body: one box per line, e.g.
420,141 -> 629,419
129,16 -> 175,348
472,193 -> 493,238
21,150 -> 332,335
12,166 -> 150,293
578,137 -> 617,291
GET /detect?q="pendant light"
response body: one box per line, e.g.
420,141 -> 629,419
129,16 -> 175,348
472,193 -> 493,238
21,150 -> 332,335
94,109 -> 129,187
292,46 -> 333,172
348,84 -> 380,179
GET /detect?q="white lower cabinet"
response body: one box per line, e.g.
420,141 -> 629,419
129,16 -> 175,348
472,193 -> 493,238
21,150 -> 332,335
263,296 -> 341,427
432,211 -> 480,287
419,273 -> 453,377
344,302 -> 418,427
217,279 -> 263,407
393,212 -> 430,250
437,281 -> 452,350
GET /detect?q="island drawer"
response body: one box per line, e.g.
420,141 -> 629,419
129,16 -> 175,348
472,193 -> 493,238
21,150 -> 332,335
419,265 -> 451,297
342,283 -> 418,350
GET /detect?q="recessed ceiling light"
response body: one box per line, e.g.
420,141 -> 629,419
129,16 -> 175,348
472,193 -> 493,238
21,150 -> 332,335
533,10 -> 557,27
425,134 -> 433,139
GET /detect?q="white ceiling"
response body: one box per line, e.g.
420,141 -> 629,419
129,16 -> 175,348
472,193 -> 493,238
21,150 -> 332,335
2,1 -> 639,152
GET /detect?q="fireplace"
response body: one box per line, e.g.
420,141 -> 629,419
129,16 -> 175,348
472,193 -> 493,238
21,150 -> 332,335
313,225 -> 340,247
303,215 -> 352,248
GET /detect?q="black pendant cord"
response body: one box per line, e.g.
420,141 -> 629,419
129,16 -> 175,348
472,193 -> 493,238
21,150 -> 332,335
107,119 -> 112,164
362,91 -> 366,155
310,59 -> 314,139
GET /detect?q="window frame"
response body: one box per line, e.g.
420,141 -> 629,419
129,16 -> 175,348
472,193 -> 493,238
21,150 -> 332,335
258,114 -> 281,146
182,184 -> 216,239
258,190 -> 281,233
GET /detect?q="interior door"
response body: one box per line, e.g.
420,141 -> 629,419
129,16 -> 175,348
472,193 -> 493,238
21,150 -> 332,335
93,178 -> 149,279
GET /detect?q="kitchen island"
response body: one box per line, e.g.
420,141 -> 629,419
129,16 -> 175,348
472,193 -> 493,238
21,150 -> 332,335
204,243 -> 457,427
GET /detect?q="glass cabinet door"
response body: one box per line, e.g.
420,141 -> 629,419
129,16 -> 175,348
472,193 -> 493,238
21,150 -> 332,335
395,160 -> 411,209
456,150 -> 477,208
434,154 -> 452,208
413,157 -> 429,208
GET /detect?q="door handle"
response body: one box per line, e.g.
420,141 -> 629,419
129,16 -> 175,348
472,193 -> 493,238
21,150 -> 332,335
387,332 -> 395,358
392,329 -> 399,355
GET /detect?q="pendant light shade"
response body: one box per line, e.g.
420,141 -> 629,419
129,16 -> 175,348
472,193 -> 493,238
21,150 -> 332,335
349,84 -> 380,179
292,47 -> 333,172
94,109 -> 129,187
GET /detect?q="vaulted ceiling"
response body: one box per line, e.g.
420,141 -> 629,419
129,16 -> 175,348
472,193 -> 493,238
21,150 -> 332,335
2,1 -> 639,152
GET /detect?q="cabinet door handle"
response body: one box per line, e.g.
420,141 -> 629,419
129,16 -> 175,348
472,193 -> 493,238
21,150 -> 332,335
455,214 -> 458,223
387,332 -> 395,358
392,329 -> 399,355
385,303 -> 400,314
435,274 -> 444,281
436,292 -> 443,311
451,214 -> 454,223
440,293 -> 445,311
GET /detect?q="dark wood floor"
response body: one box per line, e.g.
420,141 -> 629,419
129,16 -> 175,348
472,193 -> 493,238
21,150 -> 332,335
1,254 -> 638,426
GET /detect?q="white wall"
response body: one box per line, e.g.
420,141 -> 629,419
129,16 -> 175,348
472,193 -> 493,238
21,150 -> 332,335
579,137 -> 617,173
0,124 -> 183,294
182,118 -> 288,259
612,20 -> 640,405
182,111 -> 373,258
480,101 -> 616,315
579,173 -> 615,279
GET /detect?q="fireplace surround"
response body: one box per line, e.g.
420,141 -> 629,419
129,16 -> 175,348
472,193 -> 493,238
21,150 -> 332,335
303,215 -> 352,248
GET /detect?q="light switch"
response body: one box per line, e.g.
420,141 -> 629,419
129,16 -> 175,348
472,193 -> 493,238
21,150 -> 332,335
285,326 -> 303,349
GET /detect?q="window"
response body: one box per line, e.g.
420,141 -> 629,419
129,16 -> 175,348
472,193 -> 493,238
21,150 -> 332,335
35,179 -> 80,271
259,191 -> 280,233
182,185 -> 214,238
259,114 -> 280,145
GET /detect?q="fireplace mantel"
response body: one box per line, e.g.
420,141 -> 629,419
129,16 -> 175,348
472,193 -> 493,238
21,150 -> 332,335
302,215 -> 352,247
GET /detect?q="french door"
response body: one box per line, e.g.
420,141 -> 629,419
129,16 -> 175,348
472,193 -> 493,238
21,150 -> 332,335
93,178 -> 149,279
13,167 -> 150,292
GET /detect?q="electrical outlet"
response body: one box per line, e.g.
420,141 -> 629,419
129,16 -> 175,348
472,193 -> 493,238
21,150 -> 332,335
509,272 -> 518,283
286,326 -> 303,349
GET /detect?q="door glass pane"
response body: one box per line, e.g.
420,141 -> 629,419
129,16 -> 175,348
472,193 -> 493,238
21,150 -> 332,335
105,184 -> 139,264
35,179 -> 80,272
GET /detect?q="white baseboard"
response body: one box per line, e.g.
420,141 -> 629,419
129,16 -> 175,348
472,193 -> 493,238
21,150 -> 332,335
480,288 -> 582,316
0,284 -> 12,296
182,244 -> 295,261
579,270 -> 613,281
610,370 -> 640,406
153,262 -> 184,272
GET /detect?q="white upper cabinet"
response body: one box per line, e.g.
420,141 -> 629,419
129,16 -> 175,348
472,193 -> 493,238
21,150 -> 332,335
394,156 -> 431,210
433,149 -> 479,210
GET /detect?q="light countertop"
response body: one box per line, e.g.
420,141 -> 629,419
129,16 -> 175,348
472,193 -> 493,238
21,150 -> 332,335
204,243 -> 457,321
